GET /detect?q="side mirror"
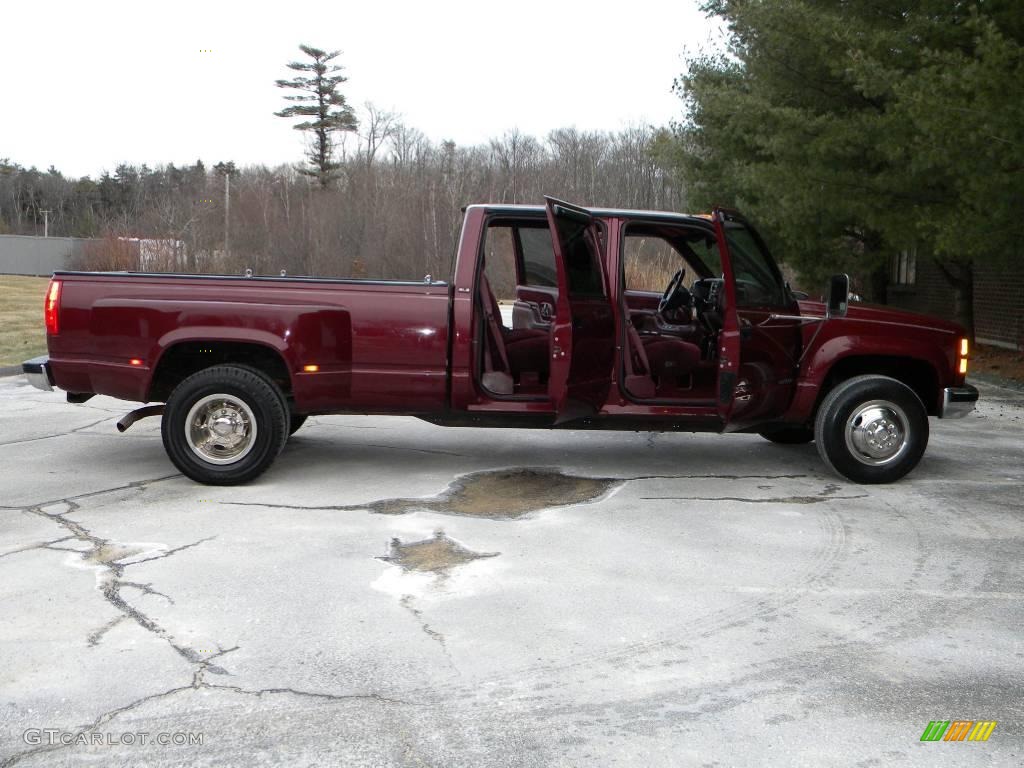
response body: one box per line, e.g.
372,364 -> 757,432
826,273 -> 850,318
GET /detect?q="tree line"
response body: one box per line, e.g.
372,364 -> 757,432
5,8 -> 1018,337
0,122 -> 681,281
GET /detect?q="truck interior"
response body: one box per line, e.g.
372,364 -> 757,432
476,213 -> 731,407
619,222 -> 725,404
478,218 -> 555,398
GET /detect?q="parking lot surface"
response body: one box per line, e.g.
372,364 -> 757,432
1,375 -> 1022,767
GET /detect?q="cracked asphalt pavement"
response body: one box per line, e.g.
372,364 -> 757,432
1,374 -> 1022,767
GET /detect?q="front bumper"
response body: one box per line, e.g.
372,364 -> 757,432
23,355 -> 54,392
940,384 -> 979,418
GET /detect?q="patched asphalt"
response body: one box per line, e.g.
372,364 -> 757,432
1,375 -> 1022,767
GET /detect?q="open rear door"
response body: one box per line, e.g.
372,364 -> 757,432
544,197 -> 615,424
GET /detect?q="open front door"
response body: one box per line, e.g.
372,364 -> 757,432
712,207 -> 802,429
544,197 -> 615,424
712,208 -> 743,425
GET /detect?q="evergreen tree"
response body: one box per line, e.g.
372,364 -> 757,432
275,44 -> 358,187
666,0 -> 1023,334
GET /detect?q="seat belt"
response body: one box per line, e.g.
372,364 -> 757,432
623,319 -> 658,399
626,321 -> 651,375
479,274 -> 511,373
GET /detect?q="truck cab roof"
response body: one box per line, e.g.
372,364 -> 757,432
466,203 -> 715,228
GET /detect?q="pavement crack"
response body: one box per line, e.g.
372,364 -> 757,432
87,616 -> 126,647
0,417 -> 116,447
120,580 -> 175,604
1,474 -> 181,514
0,684 -> 195,768
191,645 -> 241,683
359,443 -> 467,457
0,672 -> 410,768
203,684 -> 410,706
400,594 -> 460,674
126,537 -> 216,567
22,500 -> 220,679
0,535 -> 77,559
220,501 -> 354,512
623,473 -> 809,481
640,494 -> 868,504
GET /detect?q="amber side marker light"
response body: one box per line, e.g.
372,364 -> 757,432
129,358 -> 143,366
960,338 -> 969,357
44,280 -> 61,335
958,338 -> 969,375
302,364 -> 320,373
959,358 -> 968,375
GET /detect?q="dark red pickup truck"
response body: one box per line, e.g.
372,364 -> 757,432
24,198 -> 977,485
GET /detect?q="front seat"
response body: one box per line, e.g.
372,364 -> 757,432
641,335 -> 702,382
479,274 -> 550,392
625,322 -> 702,397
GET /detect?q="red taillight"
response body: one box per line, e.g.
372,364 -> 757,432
45,280 -> 61,335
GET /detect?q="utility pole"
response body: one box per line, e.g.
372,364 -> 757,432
224,173 -> 230,259
40,210 -> 52,238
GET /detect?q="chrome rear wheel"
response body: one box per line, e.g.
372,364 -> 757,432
162,365 -> 289,485
185,394 -> 258,465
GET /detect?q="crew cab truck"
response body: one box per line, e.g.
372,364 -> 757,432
23,197 -> 978,485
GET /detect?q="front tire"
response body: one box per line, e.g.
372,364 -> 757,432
814,375 -> 929,484
162,365 -> 289,485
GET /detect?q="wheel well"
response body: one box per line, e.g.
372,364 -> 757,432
818,356 -> 940,416
148,341 -> 292,403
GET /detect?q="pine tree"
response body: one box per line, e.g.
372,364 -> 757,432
275,45 -> 358,187
667,0 -> 1023,334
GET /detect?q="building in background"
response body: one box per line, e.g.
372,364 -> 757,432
885,251 -> 1023,351
0,235 -> 96,276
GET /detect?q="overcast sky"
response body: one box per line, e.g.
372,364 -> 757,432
1,0 -> 724,178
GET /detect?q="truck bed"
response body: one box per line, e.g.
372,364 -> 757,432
46,271 -> 452,414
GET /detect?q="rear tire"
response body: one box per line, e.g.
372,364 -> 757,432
814,374 -> 928,484
161,365 -> 289,485
759,426 -> 814,444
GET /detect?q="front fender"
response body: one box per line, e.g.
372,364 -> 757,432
783,333 -> 951,422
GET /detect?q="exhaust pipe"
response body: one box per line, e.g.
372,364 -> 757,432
116,405 -> 165,433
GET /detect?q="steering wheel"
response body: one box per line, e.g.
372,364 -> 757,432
658,268 -> 692,315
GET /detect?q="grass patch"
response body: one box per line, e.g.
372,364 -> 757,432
0,275 -> 49,366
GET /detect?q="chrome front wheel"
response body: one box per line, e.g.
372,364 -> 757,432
844,400 -> 909,466
815,375 -> 929,484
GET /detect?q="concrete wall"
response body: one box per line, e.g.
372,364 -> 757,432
0,235 -> 96,276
